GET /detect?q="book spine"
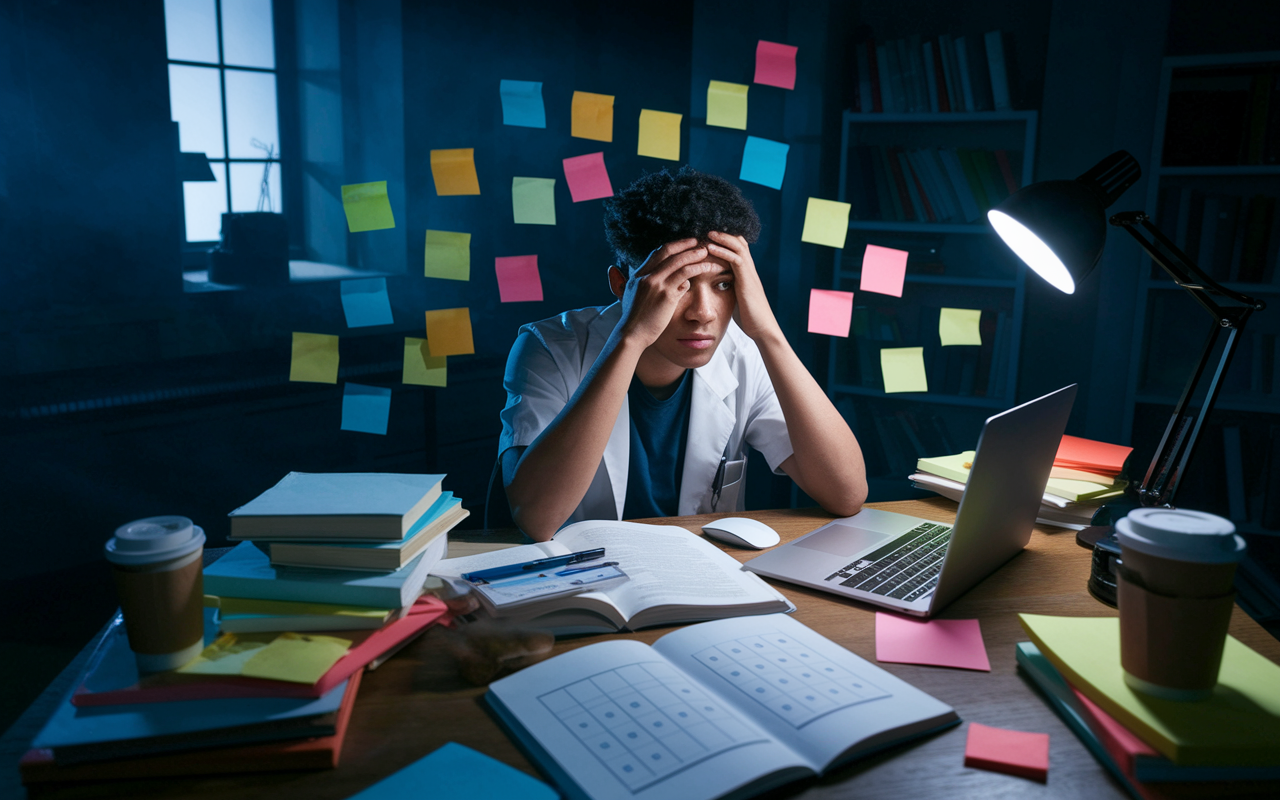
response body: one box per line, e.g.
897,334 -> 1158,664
966,33 -> 993,111
907,34 -> 928,113
972,150 -> 1008,206
985,30 -> 1012,111
868,145 -> 897,221
875,44 -> 894,115
993,149 -> 1020,194
883,147 -> 915,220
940,149 -> 981,222
955,37 -> 975,113
925,149 -> 962,221
898,150 -> 934,222
957,149 -> 991,211
922,41 -> 940,114
938,34 -> 959,113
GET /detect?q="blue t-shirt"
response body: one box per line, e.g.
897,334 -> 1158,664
622,370 -> 693,519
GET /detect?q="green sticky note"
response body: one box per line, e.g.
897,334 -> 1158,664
341,181 -> 395,232
939,307 -> 983,346
290,332 -> 339,384
240,633 -> 352,684
881,346 -> 928,393
707,80 -> 749,129
403,337 -> 447,387
512,177 -> 556,225
424,230 -> 471,281
178,636 -> 267,676
800,197 -> 851,249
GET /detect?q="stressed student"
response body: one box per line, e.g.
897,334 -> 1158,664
499,167 -> 867,542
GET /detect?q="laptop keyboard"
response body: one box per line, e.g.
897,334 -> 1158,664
823,522 -> 952,603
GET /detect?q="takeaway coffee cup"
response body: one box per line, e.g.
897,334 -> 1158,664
104,516 -> 206,672
1115,508 -> 1245,701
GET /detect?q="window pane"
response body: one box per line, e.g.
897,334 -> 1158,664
225,69 -> 279,158
221,0 -> 275,69
230,161 -> 282,213
169,64 -> 225,159
183,162 -> 227,242
164,0 -> 219,64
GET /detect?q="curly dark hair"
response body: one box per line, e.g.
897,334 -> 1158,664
602,167 -> 761,271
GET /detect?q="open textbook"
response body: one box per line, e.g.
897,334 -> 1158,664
430,521 -> 793,635
487,613 -> 958,800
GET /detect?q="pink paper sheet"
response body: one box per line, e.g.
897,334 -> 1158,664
807,289 -> 854,337
859,244 -> 909,297
874,612 -> 991,671
754,40 -> 798,90
495,255 -> 544,303
562,152 -> 614,202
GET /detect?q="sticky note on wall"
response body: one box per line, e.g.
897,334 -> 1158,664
512,177 -> 557,225
403,338 -> 446,387
339,278 -> 394,328
939,308 -> 983,346
706,81 -> 748,129
807,289 -> 854,337
430,149 -> 480,196
755,40 -> 798,89
289,332 -> 339,384
800,198 -> 851,249
499,79 -> 545,128
860,244 -> 909,297
740,136 -> 789,190
424,230 -> 471,281
571,91 -> 614,142
425,308 -> 474,356
495,255 -> 544,303
881,346 -> 928,393
638,109 -> 681,161
341,383 -> 392,435
562,153 -> 613,202
341,181 -> 395,232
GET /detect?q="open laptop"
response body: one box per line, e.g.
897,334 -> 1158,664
746,384 -> 1076,617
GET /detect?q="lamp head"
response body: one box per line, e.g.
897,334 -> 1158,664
988,150 -> 1141,294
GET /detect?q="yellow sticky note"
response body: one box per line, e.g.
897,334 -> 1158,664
340,181 -> 395,232
800,197 -> 851,249
881,346 -> 929,393
290,332 -> 339,384
707,80 -> 749,130
425,308 -> 474,356
572,91 -> 614,142
178,634 -> 267,676
638,109 -> 682,161
939,307 -> 983,346
424,229 -> 471,281
430,148 -> 480,196
240,632 -> 352,685
403,337 -> 447,386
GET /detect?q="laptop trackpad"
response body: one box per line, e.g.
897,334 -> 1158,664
793,523 -> 894,558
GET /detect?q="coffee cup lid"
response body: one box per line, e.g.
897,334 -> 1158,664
1115,508 -> 1245,564
104,516 -> 205,565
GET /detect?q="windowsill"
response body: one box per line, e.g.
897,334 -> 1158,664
182,261 -> 394,293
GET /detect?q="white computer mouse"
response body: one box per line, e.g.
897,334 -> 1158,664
700,517 -> 781,549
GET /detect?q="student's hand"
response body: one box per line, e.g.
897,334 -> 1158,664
615,238 -> 719,347
706,231 -> 781,342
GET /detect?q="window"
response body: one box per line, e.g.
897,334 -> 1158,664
165,0 -> 281,243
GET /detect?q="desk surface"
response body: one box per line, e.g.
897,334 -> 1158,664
4,499 -> 1278,799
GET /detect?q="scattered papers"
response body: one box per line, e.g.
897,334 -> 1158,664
345,742 -> 557,800
179,632 -> 352,685
424,229 -> 471,281
341,181 -> 395,232
512,177 -> 557,225
562,152 -> 613,202
403,337 -> 446,387
964,722 -> 1050,782
499,79 -> 545,128
571,91 -> 614,142
939,307 -> 982,346
289,332 -> 339,384
860,244 -> 909,297
800,197 -> 851,248
875,613 -> 991,671
807,289 -> 854,337
495,255 -> 544,303
638,109 -> 682,161
706,80 -> 749,129
429,148 -> 480,196
342,383 -> 392,435
881,346 -> 928,393
754,40 -> 798,89
740,135 -> 789,190
425,308 -> 475,356
339,278 -> 393,328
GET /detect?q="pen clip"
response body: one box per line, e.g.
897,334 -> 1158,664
711,456 -> 727,511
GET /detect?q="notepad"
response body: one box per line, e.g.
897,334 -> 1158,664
402,337 -> 446,387
495,255 -> 544,303
425,308 -> 475,356
499,79 -> 546,128
346,742 -> 557,800
512,177 -> 556,225
563,152 -> 613,202
800,198 -> 851,249
289,332 -> 339,384
341,181 -> 395,232
740,136 -> 789,190
424,230 -> 470,281
754,40 -> 798,89
964,722 -> 1050,781
807,289 -> 854,337
430,148 -> 480,196
707,80 -> 749,129
571,91 -> 614,141
638,109 -> 681,161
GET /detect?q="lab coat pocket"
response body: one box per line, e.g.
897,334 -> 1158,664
715,458 -> 747,511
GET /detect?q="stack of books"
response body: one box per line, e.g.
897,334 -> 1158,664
1017,614 -> 1280,798
845,144 -> 1020,224
910,434 -> 1132,530
853,30 -> 1017,114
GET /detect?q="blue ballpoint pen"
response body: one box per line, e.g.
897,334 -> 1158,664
462,548 -> 607,583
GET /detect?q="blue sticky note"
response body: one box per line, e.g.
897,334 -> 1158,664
345,742 -> 557,800
500,79 -> 546,128
739,135 -> 790,190
341,383 -> 391,435
339,278 -> 394,328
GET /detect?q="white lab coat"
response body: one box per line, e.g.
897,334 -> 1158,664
499,303 -> 794,525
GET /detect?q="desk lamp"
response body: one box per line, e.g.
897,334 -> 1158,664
987,150 -> 1266,529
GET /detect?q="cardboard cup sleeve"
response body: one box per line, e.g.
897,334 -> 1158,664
1118,575 -> 1235,693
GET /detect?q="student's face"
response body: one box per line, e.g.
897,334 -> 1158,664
647,253 -> 737,371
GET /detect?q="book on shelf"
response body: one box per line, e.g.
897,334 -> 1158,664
267,493 -> 468,572
430,521 -> 793,635
984,30 -> 1014,111
1164,65 -> 1278,167
486,613 -> 959,800
965,33 -> 994,111
228,472 -> 446,541
954,36 -> 976,112
852,30 -> 1017,116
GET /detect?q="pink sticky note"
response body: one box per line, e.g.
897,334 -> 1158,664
874,612 -> 991,671
755,40 -> 798,90
964,722 -> 1050,782
807,289 -> 854,337
562,152 -> 614,203
494,255 -> 543,303
859,244 -> 909,297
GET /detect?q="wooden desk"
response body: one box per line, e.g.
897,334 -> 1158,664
4,499 -> 1278,799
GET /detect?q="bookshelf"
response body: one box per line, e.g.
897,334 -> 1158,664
828,110 -> 1038,500
1121,51 -> 1280,534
